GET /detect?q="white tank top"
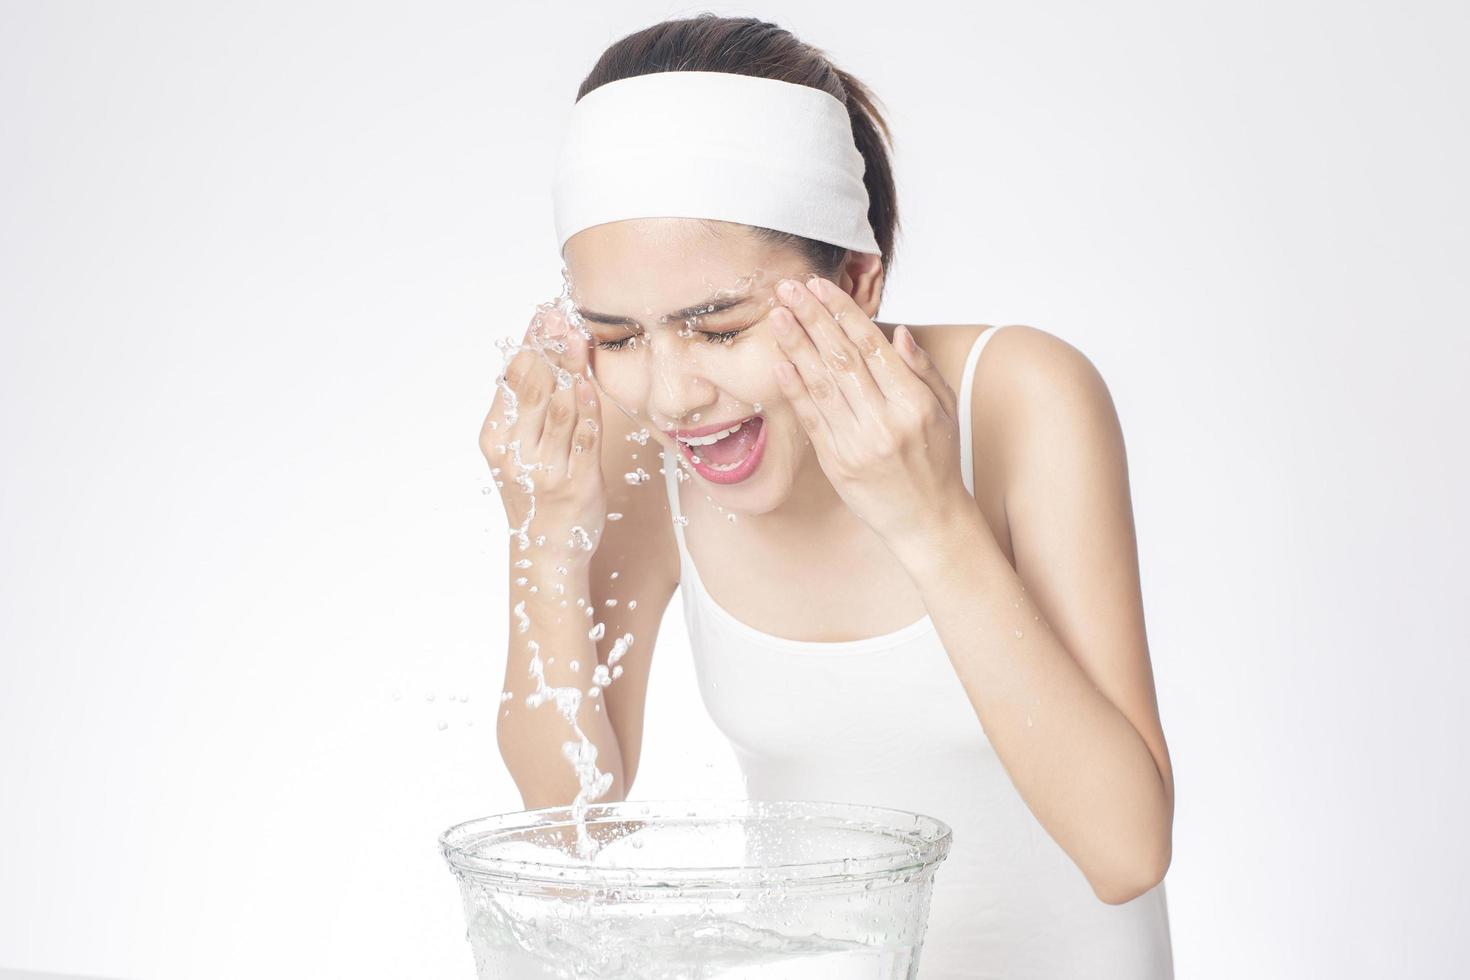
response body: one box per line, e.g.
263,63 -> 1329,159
659,325 -> 1175,978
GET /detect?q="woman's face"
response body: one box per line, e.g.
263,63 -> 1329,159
562,217 -> 823,516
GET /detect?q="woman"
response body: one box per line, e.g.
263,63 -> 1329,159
485,14 -> 1175,979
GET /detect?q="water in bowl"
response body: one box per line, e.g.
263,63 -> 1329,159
441,799 -> 952,980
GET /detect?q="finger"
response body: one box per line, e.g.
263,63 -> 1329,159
770,304 -> 858,458
537,307 -> 599,409
530,304 -> 567,351
895,326 -> 959,423
771,358 -> 838,459
556,310 -> 593,381
565,374 -> 602,482
505,313 -> 556,441
478,400 -> 505,463
770,305 -> 853,433
806,277 -> 910,403
543,369 -> 584,467
773,278 -> 876,431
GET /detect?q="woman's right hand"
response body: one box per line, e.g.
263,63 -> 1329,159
480,303 -> 606,567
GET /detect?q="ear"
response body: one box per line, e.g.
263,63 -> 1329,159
836,250 -> 885,318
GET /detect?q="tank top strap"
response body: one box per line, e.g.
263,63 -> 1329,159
956,325 -> 1006,498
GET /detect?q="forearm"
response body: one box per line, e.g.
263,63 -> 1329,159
497,559 -> 626,811
891,504 -> 1172,904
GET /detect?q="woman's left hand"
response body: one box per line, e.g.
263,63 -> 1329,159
768,275 -> 975,546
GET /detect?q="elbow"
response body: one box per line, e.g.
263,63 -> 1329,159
1092,837 -> 1172,906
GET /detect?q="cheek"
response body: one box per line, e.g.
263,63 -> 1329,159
588,364 -> 652,417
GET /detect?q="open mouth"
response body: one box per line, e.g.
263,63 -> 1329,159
678,416 -> 761,469
676,416 -> 766,484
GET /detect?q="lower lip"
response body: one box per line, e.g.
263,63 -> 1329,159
679,416 -> 767,485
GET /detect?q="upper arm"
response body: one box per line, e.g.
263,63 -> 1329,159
588,402 -> 680,795
987,326 -> 1175,810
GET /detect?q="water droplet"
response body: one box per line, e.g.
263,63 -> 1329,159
1014,629 -> 1024,638
436,720 -> 448,731
627,600 -> 638,610
425,693 -> 435,702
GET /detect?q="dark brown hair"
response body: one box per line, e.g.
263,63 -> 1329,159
575,14 -> 899,289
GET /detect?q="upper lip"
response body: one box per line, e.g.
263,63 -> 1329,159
671,415 -> 759,439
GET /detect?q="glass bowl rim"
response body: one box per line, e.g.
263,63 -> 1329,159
439,798 -> 953,891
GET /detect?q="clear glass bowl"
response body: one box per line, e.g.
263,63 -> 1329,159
440,799 -> 953,980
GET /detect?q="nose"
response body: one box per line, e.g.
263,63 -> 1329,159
645,332 -> 720,434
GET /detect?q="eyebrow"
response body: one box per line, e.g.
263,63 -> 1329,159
574,296 -> 754,329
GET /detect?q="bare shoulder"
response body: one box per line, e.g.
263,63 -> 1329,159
908,321 -> 1095,414
905,322 -> 1107,508
958,323 -> 1114,461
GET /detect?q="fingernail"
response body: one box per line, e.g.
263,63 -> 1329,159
777,280 -> 798,303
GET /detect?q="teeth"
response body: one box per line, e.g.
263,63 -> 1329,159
678,418 -> 750,447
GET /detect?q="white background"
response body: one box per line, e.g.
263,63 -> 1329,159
2,2 -> 1467,978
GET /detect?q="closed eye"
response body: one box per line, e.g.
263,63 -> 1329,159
595,327 -> 749,352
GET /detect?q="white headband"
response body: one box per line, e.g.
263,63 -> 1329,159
551,70 -> 880,258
